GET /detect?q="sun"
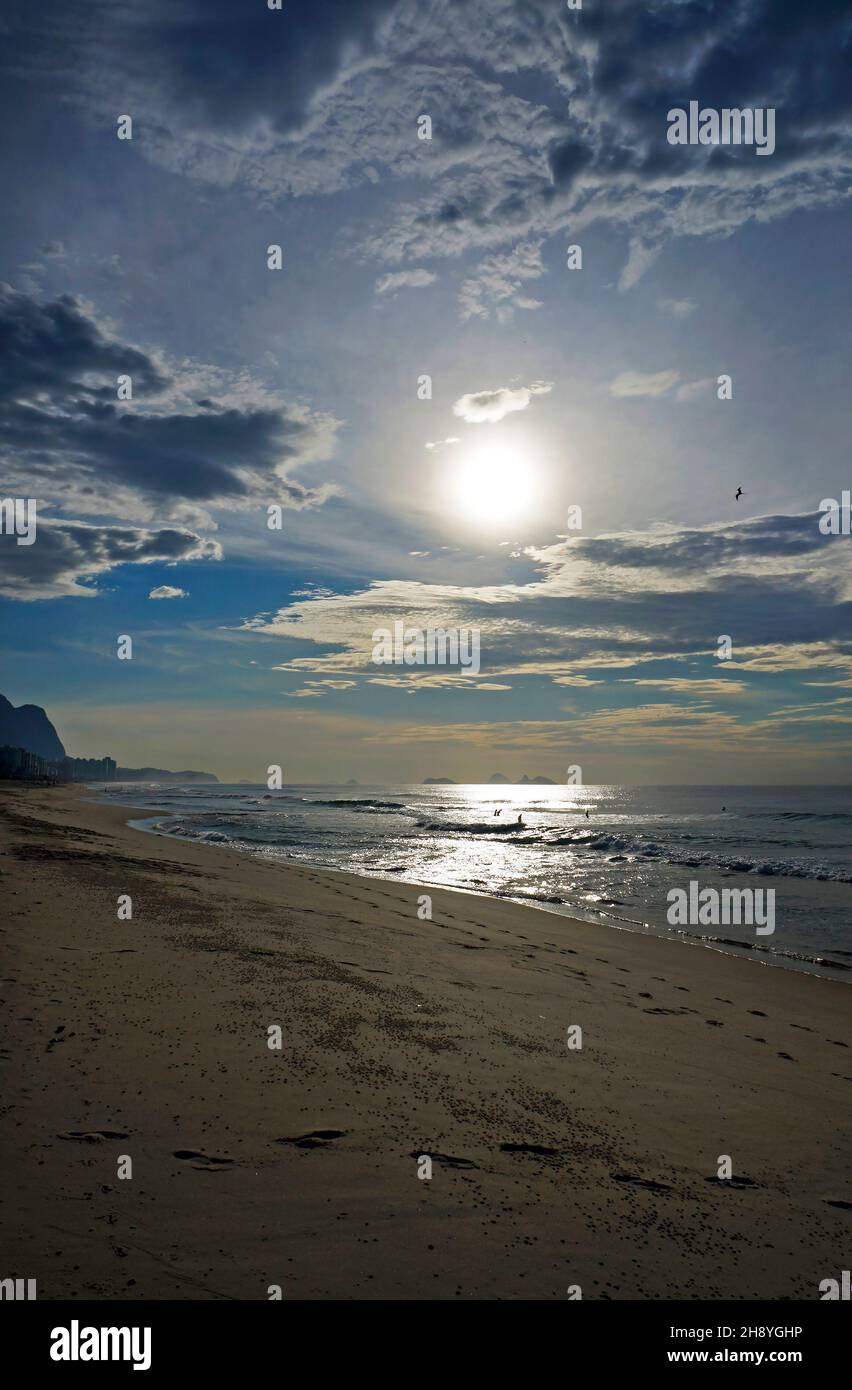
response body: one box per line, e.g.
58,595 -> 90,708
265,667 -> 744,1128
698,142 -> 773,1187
453,441 -> 536,525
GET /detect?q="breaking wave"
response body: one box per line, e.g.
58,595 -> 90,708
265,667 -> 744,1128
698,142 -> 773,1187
415,818 -> 852,883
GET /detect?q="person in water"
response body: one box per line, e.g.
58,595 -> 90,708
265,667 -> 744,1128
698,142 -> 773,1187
516,814 -> 524,826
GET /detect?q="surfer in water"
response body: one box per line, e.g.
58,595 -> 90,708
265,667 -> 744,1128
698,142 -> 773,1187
516,813 -> 524,827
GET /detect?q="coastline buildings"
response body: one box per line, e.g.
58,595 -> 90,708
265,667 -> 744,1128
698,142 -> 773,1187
64,756 -> 117,781
0,746 -> 116,782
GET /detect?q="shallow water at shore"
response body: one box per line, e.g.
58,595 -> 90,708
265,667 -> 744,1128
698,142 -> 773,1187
96,782 -> 852,979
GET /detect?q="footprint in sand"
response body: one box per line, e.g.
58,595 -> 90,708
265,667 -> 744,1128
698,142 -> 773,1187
276,1130 -> 347,1149
58,1129 -> 129,1142
612,1172 -> 671,1193
173,1149 -> 234,1170
409,1150 -> 478,1170
500,1142 -> 558,1157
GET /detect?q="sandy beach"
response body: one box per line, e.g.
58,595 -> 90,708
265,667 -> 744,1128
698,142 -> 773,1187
1,781 -> 849,1301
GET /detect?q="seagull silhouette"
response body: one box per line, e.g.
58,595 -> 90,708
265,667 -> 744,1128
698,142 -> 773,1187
735,487 -> 743,501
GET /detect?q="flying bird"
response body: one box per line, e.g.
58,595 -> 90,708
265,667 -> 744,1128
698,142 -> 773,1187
735,486 -> 743,500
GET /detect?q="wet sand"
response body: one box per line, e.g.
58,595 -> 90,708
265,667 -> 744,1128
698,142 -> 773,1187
0,782 -> 849,1300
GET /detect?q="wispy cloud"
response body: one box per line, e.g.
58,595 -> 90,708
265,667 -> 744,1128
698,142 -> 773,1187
610,370 -> 680,399
374,268 -> 437,295
658,298 -> 697,318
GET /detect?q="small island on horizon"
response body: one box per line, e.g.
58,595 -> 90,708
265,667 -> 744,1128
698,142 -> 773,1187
423,773 -> 557,785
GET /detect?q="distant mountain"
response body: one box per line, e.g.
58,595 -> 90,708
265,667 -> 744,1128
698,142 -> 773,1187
0,692 -> 218,782
0,693 -> 65,761
423,776 -> 456,784
115,767 -> 218,783
487,772 -> 555,785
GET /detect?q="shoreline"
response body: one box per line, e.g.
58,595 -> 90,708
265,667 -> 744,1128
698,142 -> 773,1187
125,800 -> 851,985
1,781 -> 849,1300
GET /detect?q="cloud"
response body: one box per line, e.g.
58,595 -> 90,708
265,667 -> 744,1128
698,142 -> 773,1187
458,241 -> 546,321
0,285 -> 339,536
361,708 -> 852,766
659,298 -> 697,318
374,268 -> 437,294
619,677 -> 748,698
11,0 -> 852,293
618,238 -> 661,292
424,438 -> 460,451
0,518 -> 220,601
365,673 -> 510,692
148,585 -> 188,600
675,378 -> 713,403
241,513 -> 852,700
0,281 -> 167,403
610,370 -> 680,399
452,381 -> 552,424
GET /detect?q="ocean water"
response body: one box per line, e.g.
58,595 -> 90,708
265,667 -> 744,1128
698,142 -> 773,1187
100,782 -> 852,979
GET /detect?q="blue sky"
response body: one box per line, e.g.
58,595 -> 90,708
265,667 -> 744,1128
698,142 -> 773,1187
1,0 -> 851,782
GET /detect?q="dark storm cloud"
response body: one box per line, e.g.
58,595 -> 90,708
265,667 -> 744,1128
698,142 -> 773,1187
3,0 -> 398,136
568,514 -> 827,574
5,0 -> 850,293
0,517 -> 221,600
581,0 -> 852,133
482,578 -> 852,661
0,282 -> 167,403
0,286 -> 337,515
138,0 -> 399,135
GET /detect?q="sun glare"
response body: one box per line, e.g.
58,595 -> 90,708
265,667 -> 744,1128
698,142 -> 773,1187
453,442 -> 536,525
